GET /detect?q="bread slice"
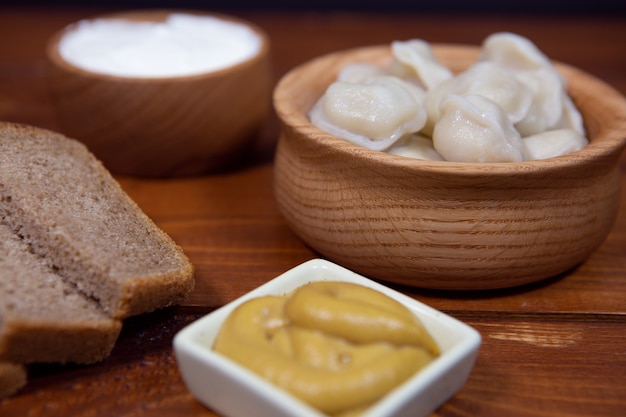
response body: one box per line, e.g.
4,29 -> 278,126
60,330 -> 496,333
0,362 -> 26,400
0,223 -> 122,364
0,122 -> 195,319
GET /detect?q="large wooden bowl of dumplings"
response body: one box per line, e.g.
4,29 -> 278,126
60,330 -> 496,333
273,44 -> 626,290
46,10 -> 271,177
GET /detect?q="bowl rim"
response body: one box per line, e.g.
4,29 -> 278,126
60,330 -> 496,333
46,9 -> 270,82
173,258 -> 482,417
273,43 -> 626,177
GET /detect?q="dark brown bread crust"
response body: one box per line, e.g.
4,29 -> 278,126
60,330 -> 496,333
0,362 -> 26,400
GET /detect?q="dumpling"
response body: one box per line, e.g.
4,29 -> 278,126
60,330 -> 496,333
478,32 -> 580,137
433,94 -> 527,163
511,68 -> 565,136
553,93 -> 586,136
523,129 -> 588,160
388,134 -> 444,160
423,61 -> 534,136
390,39 -> 453,90
337,63 -> 388,83
479,32 -> 552,71
309,76 -> 427,151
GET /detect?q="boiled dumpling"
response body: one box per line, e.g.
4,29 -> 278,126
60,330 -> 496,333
337,63 -> 388,83
523,129 -> 588,160
479,32 -> 581,137
309,75 -> 427,151
553,93 -> 586,136
479,32 -> 552,71
433,94 -> 527,162
423,61 -> 534,136
390,39 -> 453,90
388,134 -> 444,160
511,68 -> 565,136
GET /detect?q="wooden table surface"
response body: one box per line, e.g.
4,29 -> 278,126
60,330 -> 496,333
1,6 -> 625,417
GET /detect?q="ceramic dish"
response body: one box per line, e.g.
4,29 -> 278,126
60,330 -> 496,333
173,258 -> 481,417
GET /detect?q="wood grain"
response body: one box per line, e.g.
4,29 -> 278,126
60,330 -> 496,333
0,7 -> 625,417
46,10 -> 272,177
272,44 -> 626,289
1,309 -> 624,417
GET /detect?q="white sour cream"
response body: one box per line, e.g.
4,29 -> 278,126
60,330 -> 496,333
58,13 -> 262,78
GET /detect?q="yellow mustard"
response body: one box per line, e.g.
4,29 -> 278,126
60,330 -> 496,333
213,281 -> 439,416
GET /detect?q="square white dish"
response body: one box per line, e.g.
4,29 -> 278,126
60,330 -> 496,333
173,258 -> 481,417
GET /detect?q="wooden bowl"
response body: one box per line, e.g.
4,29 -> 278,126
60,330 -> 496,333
46,10 -> 271,177
273,45 -> 626,290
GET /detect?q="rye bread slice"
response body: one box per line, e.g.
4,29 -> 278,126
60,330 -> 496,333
0,224 -> 122,364
0,122 -> 194,319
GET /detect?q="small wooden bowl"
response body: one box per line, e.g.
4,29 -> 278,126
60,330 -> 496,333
46,10 -> 271,177
273,45 -> 626,290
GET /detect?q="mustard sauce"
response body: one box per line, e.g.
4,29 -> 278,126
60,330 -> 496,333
213,281 -> 439,416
